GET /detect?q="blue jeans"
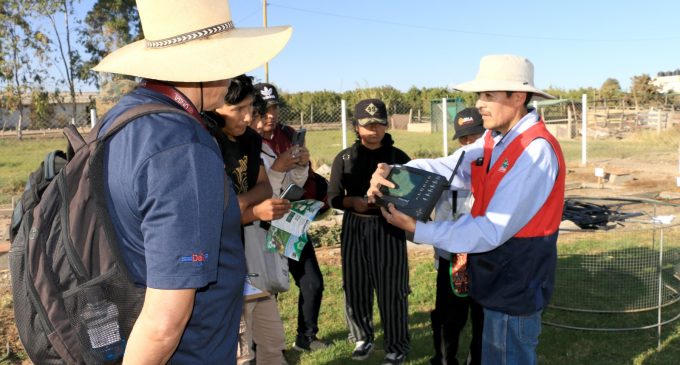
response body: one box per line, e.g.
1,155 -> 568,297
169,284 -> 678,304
481,308 -> 542,365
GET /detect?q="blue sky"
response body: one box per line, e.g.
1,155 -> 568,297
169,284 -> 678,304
69,0 -> 680,93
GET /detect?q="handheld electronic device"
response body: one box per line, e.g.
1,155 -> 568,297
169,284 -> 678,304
281,183 -> 305,201
375,151 -> 466,221
292,128 -> 306,146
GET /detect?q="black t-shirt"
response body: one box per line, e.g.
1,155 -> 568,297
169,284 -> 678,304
221,127 -> 263,194
203,111 -> 263,194
328,133 -> 410,215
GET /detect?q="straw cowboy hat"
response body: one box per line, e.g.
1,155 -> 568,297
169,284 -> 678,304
455,54 -> 555,99
93,0 -> 292,82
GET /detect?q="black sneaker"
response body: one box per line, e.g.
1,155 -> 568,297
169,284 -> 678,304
292,335 -> 329,352
351,341 -> 374,361
382,352 -> 406,365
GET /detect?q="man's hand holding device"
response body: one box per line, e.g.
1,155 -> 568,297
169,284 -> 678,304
367,151 -> 466,233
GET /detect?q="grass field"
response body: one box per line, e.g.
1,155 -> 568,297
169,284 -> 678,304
2,128 -> 680,364
279,250 -> 680,365
0,138 -> 67,205
2,127 -> 678,204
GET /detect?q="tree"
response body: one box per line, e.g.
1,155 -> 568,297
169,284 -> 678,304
0,0 -> 50,138
544,86 -> 598,101
346,86 -> 406,117
600,78 -> 622,100
29,88 -> 53,129
35,0 -> 83,126
630,74 -> 660,109
281,89 -> 342,123
78,0 -> 141,86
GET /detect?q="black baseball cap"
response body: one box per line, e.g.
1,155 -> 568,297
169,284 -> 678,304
452,107 -> 484,140
254,83 -> 280,107
354,98 -> 388,126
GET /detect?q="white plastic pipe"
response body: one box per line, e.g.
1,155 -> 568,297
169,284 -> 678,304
442,98 -> 448,157
90,109 -> 98,128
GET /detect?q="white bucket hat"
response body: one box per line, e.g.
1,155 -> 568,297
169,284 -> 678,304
454,54 -> 555,100
93,0 -> 292,82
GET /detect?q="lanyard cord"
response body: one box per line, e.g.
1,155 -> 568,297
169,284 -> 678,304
140,80 -> 207,129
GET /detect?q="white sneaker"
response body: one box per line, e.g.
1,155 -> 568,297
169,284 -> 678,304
351,340 -> 374,361
382,352 -> 406,365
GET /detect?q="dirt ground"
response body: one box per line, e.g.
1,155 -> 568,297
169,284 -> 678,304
0,151 -> 678,363
566,153 -> 679,197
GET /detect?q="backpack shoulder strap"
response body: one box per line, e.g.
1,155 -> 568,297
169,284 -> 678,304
87,104 -> 192,143
42,150 -> 67,181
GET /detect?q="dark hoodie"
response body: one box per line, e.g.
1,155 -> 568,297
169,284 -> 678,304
328,133 -> 410,215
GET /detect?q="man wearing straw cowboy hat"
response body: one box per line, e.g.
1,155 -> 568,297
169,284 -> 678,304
92,0 -> 291,363
367,54 -> 565,365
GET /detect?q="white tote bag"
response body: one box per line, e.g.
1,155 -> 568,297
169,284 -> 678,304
243,222 -> 290,293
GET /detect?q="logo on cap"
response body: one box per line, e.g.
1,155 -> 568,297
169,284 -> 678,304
260,86 -> 275,100
457,116 -> 476,126
365,103 -> 378,116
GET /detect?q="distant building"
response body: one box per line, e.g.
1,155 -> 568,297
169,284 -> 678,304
0,91 -> 97,130
652,70 -> 680,94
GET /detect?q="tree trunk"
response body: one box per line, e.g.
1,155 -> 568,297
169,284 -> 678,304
16,105 -> 23,140
71,89 -> 77,125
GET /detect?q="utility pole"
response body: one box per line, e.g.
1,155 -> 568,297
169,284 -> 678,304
263,0 -> 269,82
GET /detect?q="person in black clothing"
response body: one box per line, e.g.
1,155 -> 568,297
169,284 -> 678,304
328,99 -> 411,365
429,108 -> 485,365
204,75 -> 291,364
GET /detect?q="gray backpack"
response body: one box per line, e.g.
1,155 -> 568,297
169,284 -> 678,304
9,104 -> 189,364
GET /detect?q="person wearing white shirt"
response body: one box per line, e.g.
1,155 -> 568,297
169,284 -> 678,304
368,55 -> 566,365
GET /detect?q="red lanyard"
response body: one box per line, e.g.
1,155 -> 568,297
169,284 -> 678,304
140,80 -> 207,129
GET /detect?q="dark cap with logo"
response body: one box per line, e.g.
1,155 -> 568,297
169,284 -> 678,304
354,98 -> 388,126
452,107 -> 484,140
254,83 -> 280,107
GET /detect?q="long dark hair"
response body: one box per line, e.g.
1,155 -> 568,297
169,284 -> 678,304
225,74 -> 255,105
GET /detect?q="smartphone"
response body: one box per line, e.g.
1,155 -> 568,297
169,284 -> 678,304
281,183 -> 305,201
292,128 -> 306,146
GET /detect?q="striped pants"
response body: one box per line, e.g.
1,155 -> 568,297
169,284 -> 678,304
341,212 -> 410,355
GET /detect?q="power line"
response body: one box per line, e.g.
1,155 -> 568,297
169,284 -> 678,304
235,8 -> 261,24
268,3 -> 680,43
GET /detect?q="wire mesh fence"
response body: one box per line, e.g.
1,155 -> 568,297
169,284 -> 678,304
0,95 -> 96,134
277,101 -> 423,131
545,198 -> 680,335
2,94 -> 680,163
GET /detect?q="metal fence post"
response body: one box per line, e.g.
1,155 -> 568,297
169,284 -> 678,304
341,100 -> 347,150
442,98 -> 448,157
567,107 -> 573,139
657,223 -> 664,350
581,94 -> 588,166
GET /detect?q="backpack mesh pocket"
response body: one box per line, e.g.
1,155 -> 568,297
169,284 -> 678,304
63,268 -> 144,364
